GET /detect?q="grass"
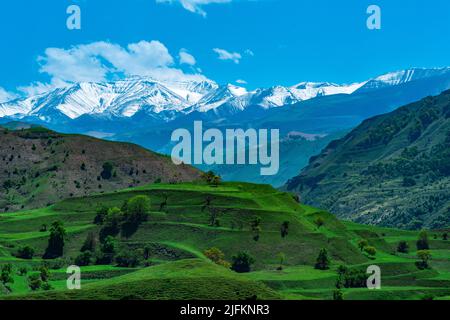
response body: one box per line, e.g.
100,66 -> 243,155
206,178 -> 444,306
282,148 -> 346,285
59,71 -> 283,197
0,182 -> 448,300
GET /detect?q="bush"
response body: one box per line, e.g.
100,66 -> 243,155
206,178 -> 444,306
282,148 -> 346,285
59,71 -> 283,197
397,241 -> 409,253
364,246 -> 377,257
75,251 -> 92,266
357,239 -> 369,251
231,252 -> 255,273
101,162 -> 114,179
16,245 -> 35,259
28,274 -> 41,291
115,250 -> 140,268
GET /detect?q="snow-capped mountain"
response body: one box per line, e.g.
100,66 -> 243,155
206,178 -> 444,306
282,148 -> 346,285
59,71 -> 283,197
358,67 -> 450,92
1,67 -> 450,123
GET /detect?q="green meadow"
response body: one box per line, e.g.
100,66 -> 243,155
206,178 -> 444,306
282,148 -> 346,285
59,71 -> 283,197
0,182 -> 448,300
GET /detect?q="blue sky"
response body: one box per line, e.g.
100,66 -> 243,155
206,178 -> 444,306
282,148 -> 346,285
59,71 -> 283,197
0,0 -> 449,100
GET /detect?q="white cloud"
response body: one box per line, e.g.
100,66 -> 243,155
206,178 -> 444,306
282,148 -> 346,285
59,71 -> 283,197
213,48 -> 242,64
236,79 -> 247,84
156,0 -> 232,17
179,49 -> 197,66
245,49 -> 254,56
0,87 -> 17,103
19,40 -> 210,95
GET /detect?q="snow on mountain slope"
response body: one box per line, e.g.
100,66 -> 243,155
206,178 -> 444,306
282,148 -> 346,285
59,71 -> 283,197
193,84 -> 248,112
1,68 -> 449,122
358,67 -> 450,92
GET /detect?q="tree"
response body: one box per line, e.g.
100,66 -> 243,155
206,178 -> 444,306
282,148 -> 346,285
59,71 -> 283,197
143,246 -> 152,260
250,216 -> 262,241
277,252 -> 286,270
0,264 -> 14,286
43,221 -> 66,259
397,241 -> 409,253
28,274 -> 41,291
81,232 -> 97,252
314,248 -> 330,270
231,252 -> 255,273
416,250 -> 432,269
280,221 -> 289,238
39,266 -> 50,282
96,235 -> 117,265
357,239 -> 369,251
443,233 -> 448,241
204,247 -> 230,268
121,195 -> 150,237
75,251 -> 92,266
333,289 -> 344,300
416,230 -> 429,250
101,162 -> 114,179
99,207 -> 122,242
314,217 -> 325,229
364,246 -> 377,257
115,250 -> 140,267
94,206 -> 108,225
16,245 -> 35,259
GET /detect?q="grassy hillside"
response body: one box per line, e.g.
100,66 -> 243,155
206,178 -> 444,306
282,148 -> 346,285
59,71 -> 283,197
0,125 -> 200,212
0,182 -> 448,300
285,90 -> 450,229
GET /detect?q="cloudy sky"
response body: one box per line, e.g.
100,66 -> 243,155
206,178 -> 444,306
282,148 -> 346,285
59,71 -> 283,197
0,0 -> 449,101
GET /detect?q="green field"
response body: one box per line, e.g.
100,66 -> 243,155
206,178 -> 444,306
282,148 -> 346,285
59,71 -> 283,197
0,182 -> 448,300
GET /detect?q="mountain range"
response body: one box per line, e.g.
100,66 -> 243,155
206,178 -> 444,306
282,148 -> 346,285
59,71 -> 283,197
1,67 -> 450,189
3,67 -> 449,123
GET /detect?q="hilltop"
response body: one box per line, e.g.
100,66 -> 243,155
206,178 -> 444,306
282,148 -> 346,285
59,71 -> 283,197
285,90 -> 450,229
0,125 -> 200,212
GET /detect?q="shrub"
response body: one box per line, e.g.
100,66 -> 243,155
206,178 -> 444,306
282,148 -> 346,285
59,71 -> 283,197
314,217 -> 325,228
364,246 -> 377,257
28,274 -> 41,291
16,245 -> 35,259
115,250 -> 140,268
75,251 -> 92,266
101,162 -> 114,180
397,241 -> 409,253
357,239 -> 369,251
231,252 -> 255,273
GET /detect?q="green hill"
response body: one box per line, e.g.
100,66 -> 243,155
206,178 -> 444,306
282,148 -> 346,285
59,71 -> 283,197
0,126 -> 200,212
285,90 -> 450,230
0,182 -> 448,300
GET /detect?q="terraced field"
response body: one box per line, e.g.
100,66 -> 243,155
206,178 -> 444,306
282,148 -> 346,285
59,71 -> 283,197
0,182 -> 448,300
